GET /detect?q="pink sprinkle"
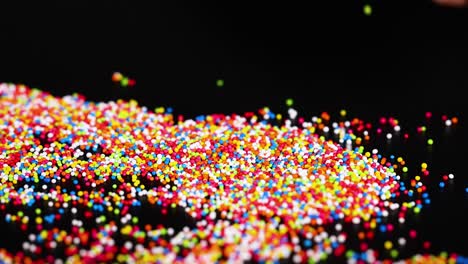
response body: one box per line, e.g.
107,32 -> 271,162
423,241 -> 431,249
386,224 -> 394,232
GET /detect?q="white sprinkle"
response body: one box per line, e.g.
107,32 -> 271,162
22,242 -> 30,250
124,241 -> 133,250
293,254 -> 302,263
50,241 -> 57,248
167,228 -> 174,236
382,210 -> 389,217
335,223 -> 342,231
292,236 -> 299,244
288,108 -> 298,120
398,237 -> 406,246
338,234 -> 346,243
352,217 -> 360,224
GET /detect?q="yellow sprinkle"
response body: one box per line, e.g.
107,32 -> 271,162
121,225 -> 132,235
384,241 -> 393,250
118,111 -> 129,119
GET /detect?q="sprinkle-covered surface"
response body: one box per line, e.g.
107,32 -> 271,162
0,83 -> 462,263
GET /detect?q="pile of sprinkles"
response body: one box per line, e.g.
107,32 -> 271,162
0,83 -> 461,263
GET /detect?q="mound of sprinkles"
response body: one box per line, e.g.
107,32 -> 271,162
0,83 -> 461,263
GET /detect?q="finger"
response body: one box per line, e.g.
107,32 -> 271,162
432,0 -> 468,7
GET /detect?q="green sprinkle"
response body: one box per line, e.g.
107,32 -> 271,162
363,4 -> 372,16
286,98 -> 294,107
121,77 -> 129,87
183,240 -> 190,248
216,79 -> 224,87
173,246 -> 180,253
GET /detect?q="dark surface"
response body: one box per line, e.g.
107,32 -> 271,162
1,1 -> 467,111
1,0 -> 468,261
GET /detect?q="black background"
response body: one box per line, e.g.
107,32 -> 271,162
1,1 -> 467,114
1,0 -> 468,261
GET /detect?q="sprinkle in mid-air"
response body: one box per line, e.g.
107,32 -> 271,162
216,79 -> 224,88
112,72 -> 136,87
363,4 -> 373,16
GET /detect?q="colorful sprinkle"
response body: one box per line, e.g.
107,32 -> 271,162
0,82 -> 462,263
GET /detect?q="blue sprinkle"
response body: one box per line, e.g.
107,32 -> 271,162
379,225 -> 387,232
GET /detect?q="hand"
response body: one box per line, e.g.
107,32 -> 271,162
433,0 -> 468,7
